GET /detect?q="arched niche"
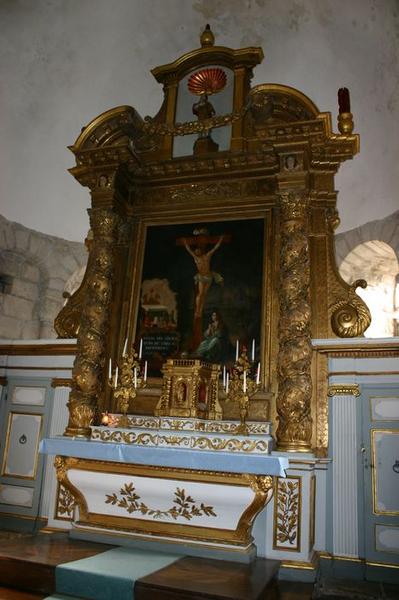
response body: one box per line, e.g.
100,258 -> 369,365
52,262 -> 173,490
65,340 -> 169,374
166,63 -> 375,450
339,240 -> 399,337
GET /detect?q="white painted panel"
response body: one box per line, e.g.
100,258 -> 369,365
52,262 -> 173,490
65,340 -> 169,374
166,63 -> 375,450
68,469 -> 253,531
372,430 -> 399,514
2,413 -> 42,478
0,484 -> 34,507
12,386 -> 46,406
371,397 -> 399,421
41,386 -> 70,518
376,525 -> 399,553
332,394 -> 359,557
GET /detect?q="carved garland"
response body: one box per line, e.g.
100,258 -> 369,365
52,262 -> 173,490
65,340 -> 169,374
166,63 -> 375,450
276,192 -> 313,451
64,207 -> 120,437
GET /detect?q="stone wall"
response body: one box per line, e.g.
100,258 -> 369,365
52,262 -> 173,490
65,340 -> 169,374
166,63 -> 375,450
0,215 -> 86,339
335,210 -> 399,269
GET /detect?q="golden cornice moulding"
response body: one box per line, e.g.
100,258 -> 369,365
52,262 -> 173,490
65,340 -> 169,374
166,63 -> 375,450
327,384 -> 360,397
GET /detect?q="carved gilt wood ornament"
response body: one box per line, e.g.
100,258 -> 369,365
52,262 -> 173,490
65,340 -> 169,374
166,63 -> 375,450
56,26 -> 370,452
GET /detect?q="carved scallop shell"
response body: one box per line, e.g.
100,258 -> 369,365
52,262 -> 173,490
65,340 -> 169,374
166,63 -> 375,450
188,68 -> 227,96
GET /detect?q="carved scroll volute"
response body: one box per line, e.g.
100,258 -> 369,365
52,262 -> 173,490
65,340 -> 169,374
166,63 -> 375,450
330,279 -> 371,337
64,206 -> 121,438
276,192 -> 313,452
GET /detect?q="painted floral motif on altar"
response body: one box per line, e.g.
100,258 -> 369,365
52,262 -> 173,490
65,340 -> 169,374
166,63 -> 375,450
273,477 -> 301,551
55,483 -> 76,521
105,482 -> 217,521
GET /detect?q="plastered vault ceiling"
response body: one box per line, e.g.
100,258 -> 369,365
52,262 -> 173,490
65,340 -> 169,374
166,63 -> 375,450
1,0 -> 398,242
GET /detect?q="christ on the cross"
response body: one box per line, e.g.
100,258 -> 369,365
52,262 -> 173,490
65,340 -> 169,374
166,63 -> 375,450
184,235 -> 224,318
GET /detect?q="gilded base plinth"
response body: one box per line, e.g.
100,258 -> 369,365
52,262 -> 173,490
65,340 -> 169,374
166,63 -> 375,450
276,440 -> 312,453
193,135 -> 219,155
64,426 -> 92,438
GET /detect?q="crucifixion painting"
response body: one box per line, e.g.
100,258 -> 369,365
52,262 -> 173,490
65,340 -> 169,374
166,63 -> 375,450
176,229 -> 230,349
137,219 -> 263,375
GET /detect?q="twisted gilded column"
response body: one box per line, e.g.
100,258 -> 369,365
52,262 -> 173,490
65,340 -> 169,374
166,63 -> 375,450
276,191 -> 312,451
64,207 -> 120,437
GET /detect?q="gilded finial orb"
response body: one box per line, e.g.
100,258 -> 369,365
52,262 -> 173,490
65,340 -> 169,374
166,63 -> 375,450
200,24 -> 215,47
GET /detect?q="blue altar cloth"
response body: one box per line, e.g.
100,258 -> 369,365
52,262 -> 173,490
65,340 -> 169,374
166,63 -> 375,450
40,437 -> 288,476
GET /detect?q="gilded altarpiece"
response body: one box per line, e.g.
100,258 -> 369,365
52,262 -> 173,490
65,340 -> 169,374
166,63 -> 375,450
56,27 -> 369,456
50,29 -> 372,559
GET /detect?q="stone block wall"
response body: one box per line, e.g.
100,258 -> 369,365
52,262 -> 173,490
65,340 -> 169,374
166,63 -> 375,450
0,215 -> 87,339
335,211 -> 399,269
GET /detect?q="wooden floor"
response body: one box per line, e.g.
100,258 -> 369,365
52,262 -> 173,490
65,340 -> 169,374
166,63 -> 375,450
1,532 -> 398,599
0,532 -> 301,599
0,532 -> 114,597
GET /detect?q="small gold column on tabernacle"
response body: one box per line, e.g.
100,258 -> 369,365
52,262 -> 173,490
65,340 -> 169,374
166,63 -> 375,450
275,191 -> 313,452
64,205 -> 120,438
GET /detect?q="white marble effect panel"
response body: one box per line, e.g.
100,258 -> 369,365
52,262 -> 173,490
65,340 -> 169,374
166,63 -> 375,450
332,394 -> 359,557
3,369 -> 73,380
68,468 -> 253,531
5,355 -> 75,369
312,338 -> 399,348
41,386 -> 70,521
376,525 -> 399,554
3,413 -> 42,478
314,462 -> 328,552
0,339 -> 77,346
0,484 -> 34,507
329,357 -> 399,374
372,430 -> 399,514
371,397 -> 399,421
12,386 -> 46,405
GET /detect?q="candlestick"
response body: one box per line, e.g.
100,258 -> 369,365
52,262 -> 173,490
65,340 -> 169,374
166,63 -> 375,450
251,339 -> 255,362
235,340 -> 239,361
139,338 -> 143,359
225,347 -> 260,435
108,358 -> 112,381
226,371 -> 229,394
114,366 -> 119,388
122,338 -> 128,357
108,343 -> 147,429
222,365 -> 226,387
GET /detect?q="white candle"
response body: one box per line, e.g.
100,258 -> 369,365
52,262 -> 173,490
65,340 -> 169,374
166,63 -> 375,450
256,362 -> 260,385
243,370 -> 247,393
139,338 -> 143,359
144,361 -> 148,381
235,340 -> 239,361
114,366 -> 119,388
251,339 -> 255,362
222,365 -> 226,387
122,338 -> 128,357
134,367 -> 137,388
226,372 -> 229,394
108,358 -> 112,381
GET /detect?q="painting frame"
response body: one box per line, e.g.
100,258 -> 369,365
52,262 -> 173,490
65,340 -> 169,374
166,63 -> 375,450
121,203 -> 276,393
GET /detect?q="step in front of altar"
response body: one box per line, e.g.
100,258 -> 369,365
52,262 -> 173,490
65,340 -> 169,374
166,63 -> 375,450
0,532 -> 280,600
